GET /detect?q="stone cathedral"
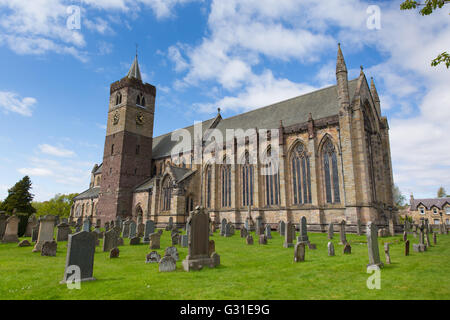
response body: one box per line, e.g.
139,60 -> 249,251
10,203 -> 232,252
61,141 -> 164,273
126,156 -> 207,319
71,44 -> 395,229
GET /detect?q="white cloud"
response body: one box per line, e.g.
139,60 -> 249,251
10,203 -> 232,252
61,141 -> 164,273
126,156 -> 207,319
0,91 -> 36,116
38,144 -> 76,157
18,167 -> 54,177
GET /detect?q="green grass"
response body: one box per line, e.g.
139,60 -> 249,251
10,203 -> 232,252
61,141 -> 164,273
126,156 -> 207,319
1,229 -> 449,300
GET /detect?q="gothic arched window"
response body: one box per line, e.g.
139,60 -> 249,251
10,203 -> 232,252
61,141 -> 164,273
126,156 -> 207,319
242,153 -> 254,207
115,92 -> 122,105
205,166 -> 212,208
221,162 -> 231,207
162,177 -> 172,211
322,139 -> 340,204
291,143 -> 311,204
265,147 -> 280,206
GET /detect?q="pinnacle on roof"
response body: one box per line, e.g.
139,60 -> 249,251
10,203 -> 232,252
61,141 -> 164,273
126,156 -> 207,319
127,54 -> 142,81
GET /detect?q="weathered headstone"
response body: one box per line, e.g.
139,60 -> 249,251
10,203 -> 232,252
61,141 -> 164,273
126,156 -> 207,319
294,242 -> 306,262
259,234 -> 267,245
165,246 -> 179,261
117,237 -> 124,246
405,239 -> 410,256
339,220 -> 347,245
1,215 -> 20,243
211,252 -> 220,267
180,235 -> 188,247
31,224 -> 39,242
356,219 -> 362,236
146,251 -> 161,263
246,234 -> 254,245
33,215 -> 56,251
220,218 -> 227,236
279,220 -> 285,237
171,233 -> 179,246
18,239 -> 31,247
298,216 -> 309,242
366,221 -> 383,268
143,220 -> 155,243
166,217 -> 173,231
61,231 -> 96,284
104,222 -> 110,232
82,219 -> 92,232
265,224 -> 272,239
283,221 -> 294,248
56,222 -> 72,242
182,207 -> 216,271
343,243 -> 351,254
103,229 -> 117,252
327,242 -> 335,256
328,223 -> 334,240
307,243 -> 317,250
433,232 -> 437,245
137,222 -> 145,238
130,236 -> 141,245
0,214 -> 7,240
403,231 -> 407,242
384,243 -> 391,264
159,254 -> 176,272
224,222 -> 233,237
149,232 -> 161,249
41,240 -> 57,256
24,214 -> 38,237
255,216 -> 263,236
129,221 -> 137,239
122,219 -> 131,238
240,227 -> 248,238
110,247 -> 119,258
209,239 -> 215,257
389,218 -> 395,236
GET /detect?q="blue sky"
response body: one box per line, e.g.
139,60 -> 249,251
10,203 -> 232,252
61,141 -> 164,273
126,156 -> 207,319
0,0 -> 449,201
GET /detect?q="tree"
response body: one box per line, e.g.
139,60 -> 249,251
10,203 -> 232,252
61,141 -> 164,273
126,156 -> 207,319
400,0 -> 450,68
437,186 -> 447,197
0,176 -> 36,214
393,185 -> 407,209
32,193 -> 79,218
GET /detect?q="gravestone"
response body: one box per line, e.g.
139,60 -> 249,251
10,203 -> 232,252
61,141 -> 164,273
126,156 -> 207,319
255,216 -> 263,236
403,231 -> 407,242
75,225 -> 81,233
103,229 -> 118,252
279,221 -> 285,237
82,219 -> 92,232
366,221 -> 383,268
328,242 -> 335,256
166,217 -> 173,231
240,227 -> 248,238
339,220 -> 347,245
33,215 -> 56,251
165,246 -> 179,261
117,237 -> 124,246
159,254 -> 176,272
146,251 -> 161,263
209,240 -> 215,257
224,222 -> 233,237
283,221 -> 294,248
129,221 -> 137,239
104,222 -> 110,232
425,228 -> 431,248
384,243 -> 391,264
356,219 -> 362,236
298,216 -> 309,242
110,247 -> 119,258
0,214 -> 7,240
180,235 -> 188,247
265,224 -> 272,239
130,236 -> 141,245
182,207 -> 216,271
61,231 -> 96,284
18,239 -> 31,247
211,252 -> 220,266
158,229 -> 163,236
246,235 -> 254,245
56,222 -> 72,242
2,215 -> 20,243
122,220 -> 131,238
137,222 -> 145,238
25,214 -> 38,237
171,233 -> 179,246
220,218 -> 227,236
143,220 -> 155,243
405,240 -> 410,256
389,218 -> 395,236
328,223 -> 334,240
149,233 -> 161,249
307,243 -> 317,250
433,232 -> 437,245
32,224 -> 39,242
259,234 -> 267,245
294,242 -> 306,262
343,243 -> 351,254
41,240 -> 57,256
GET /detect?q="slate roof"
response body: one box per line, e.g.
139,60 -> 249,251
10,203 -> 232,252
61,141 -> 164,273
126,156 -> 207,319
73,186 -> 100,200
410,197 -> 450,211
151,79 -> 358,158
169,165 -> 196,183
127,55 -> 142,80
134,178 -> 154,192
94,163 -> 102,174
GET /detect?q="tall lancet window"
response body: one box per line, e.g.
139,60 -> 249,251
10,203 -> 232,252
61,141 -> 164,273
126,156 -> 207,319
205,166 -> 212,208
242,153 -> 254,207
323,140 -> 340,204
291,143 -> 311,204
162,176 -> 172,211
221,162 -> 231,207
265,147 -> 280,206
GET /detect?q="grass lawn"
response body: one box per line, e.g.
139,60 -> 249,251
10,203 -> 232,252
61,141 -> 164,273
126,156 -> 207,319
0,228 -> 449,300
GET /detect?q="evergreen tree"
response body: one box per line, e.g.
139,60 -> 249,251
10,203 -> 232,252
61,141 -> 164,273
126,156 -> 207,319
0,176 -> 36,214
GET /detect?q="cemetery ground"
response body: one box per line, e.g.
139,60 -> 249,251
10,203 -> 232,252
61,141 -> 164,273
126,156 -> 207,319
1,229 -> 449,300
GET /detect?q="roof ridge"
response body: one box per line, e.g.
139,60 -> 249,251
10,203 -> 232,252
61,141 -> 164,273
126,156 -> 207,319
153,116 -> 216,140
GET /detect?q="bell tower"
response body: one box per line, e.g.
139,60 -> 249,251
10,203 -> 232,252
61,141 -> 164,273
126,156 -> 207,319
97,55 -> 156,223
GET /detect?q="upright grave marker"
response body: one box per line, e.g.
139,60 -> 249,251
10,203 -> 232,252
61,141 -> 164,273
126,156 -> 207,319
61,231 -> 96,284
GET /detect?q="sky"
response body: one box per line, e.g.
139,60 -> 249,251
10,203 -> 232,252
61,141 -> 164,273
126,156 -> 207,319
0,0 -> 449,202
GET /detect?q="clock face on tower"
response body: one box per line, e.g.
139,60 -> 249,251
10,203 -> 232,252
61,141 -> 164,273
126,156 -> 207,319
113,112 -> 120,125
136,112 -> 144,125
